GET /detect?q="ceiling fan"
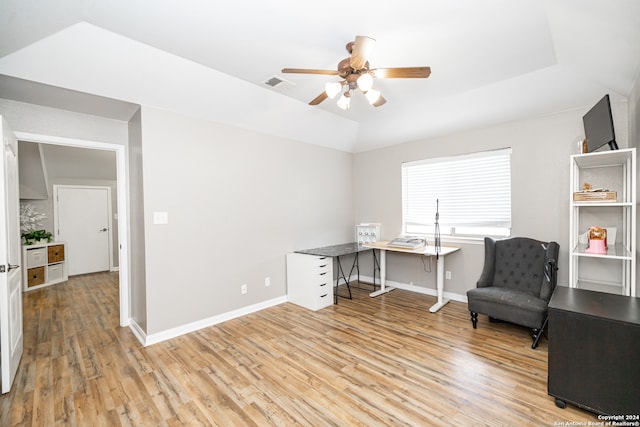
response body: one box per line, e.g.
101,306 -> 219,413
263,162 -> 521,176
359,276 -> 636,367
282,35 -> 431,110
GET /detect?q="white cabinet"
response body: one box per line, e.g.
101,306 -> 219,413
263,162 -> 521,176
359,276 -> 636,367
286,253 -> 333,311
569,148 -> 636,296
22,242 -> 68,292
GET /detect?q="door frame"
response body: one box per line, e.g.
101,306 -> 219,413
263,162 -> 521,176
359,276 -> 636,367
13,131 -> 130,327
53,184 -> 114,274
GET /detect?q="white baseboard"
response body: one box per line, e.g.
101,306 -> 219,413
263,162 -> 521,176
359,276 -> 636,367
141,296 -> 288,347
130,278 -> 466,347
128,318 -> 147,346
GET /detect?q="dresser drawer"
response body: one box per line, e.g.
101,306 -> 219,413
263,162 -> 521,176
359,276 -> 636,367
26,247 -> 47,267
27,266 -> 45,287
48,245 -> 65,263
47,264 -> 65,282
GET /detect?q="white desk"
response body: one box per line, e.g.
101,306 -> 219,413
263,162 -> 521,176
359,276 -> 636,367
363,242 -> 460,313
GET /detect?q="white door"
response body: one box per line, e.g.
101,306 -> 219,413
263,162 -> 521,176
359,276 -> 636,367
0,116 -> 23,394
55,186 -> 112,276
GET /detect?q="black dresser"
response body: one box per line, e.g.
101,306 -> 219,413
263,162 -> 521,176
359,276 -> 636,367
548,286 -> 640,415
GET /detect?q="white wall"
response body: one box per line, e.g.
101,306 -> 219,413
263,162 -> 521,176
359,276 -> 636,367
353,102 -> 630,299
139,106 -> 354,335
0,99 -> 128,145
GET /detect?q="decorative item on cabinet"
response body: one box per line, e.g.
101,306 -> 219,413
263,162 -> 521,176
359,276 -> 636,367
356,223 -> 381,246
22,241 -> 68,292
585,226 -> 607,254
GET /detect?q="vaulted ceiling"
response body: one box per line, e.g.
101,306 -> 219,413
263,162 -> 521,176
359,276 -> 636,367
1,0 -> 639,152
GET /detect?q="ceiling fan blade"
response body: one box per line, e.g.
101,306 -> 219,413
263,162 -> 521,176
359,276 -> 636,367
309,91 -> 329,105
373,94 -> 387,108
371,67 -> 431,79
350,36 -> 376,70
282,68 -> 339,75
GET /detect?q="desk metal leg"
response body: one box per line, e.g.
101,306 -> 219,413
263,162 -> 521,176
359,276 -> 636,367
370,249 -> 396,297
371,250 -> 380,290
334,255 -> 353,303
429,255 -> 449,312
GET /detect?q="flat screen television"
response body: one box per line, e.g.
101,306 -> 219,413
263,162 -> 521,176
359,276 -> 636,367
583,94 -> 618,152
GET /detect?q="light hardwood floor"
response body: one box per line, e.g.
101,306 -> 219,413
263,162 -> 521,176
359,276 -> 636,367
1,273 -> 595,426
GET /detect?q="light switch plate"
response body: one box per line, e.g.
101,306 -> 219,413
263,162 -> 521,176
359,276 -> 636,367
153,211 -> 168,224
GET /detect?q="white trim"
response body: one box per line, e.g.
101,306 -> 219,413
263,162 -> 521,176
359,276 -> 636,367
13,131 -> 130,327
143,296 -> 288,347
128,318 -> 147,345
139,280 -> 467,347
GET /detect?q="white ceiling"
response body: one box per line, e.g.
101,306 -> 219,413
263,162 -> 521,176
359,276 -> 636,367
0,0 -> 639,152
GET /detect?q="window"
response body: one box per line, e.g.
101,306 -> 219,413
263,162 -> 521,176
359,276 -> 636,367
401,148 -> 512,239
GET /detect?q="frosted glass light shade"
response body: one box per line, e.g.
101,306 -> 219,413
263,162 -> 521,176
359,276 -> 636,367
325,82 -> 342,99
357,73 -> 373,91
365,89 -> 381,104
337,94 -> 351,110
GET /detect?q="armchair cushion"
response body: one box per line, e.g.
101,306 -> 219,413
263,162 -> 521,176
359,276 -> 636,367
466,287 -> 548,329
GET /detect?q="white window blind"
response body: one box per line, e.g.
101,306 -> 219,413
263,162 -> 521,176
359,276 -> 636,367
402,148 -> 512,238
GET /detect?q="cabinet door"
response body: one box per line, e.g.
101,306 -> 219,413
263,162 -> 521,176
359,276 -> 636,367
549,308 -> 640,414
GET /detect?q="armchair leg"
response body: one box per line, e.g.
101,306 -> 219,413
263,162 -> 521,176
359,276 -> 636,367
531,316 -> 548,349
470,311 -> 478,329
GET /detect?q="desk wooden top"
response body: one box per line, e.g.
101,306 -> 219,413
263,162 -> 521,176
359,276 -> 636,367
363,241 -> 460,256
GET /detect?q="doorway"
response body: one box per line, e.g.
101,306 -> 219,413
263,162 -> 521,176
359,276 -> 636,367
13,131 -> 130,327
54,185 -> 113,276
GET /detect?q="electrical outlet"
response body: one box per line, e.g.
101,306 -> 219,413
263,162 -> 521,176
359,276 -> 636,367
446,271 -> 452,280
265,277 -> 271,287
241,284 -> 247,294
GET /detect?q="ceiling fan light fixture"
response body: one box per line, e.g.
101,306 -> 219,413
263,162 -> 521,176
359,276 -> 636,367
337,92 -> 351,110
357,73 -> 373,92
365,89 -> 381,105
325,82 -> 342,99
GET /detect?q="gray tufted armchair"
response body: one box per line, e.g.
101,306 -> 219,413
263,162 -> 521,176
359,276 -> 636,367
467,236 -> 559,349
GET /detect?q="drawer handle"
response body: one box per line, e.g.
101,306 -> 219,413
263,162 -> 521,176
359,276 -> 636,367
319,264 -> 327,268
319,272 -> 327,276
320,283 -> 327,287
320,294 -> 328,298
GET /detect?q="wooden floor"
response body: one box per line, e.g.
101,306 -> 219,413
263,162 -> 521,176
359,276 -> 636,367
1,273 -> 596,426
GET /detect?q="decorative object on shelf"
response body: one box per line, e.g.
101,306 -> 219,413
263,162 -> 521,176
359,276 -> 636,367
356,223 -> 381,246
20,203 -> 52,245
22,229 -> 53,245
585,226 -> 607,254
572,182 -> 617,202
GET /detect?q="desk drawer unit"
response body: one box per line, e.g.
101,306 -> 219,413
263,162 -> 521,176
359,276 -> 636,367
287,253 -> 333,311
